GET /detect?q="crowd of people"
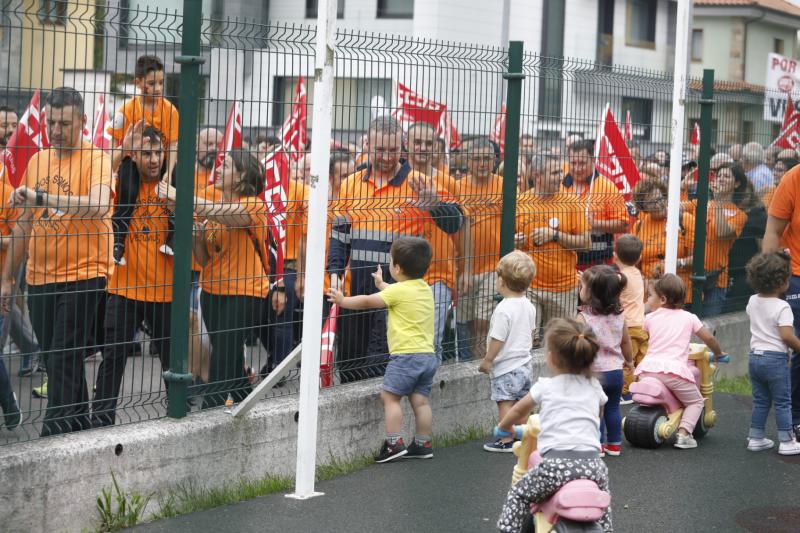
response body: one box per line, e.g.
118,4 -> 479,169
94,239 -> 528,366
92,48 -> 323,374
0,52 -> 798,444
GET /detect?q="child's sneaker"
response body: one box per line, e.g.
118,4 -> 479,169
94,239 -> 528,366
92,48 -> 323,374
603,444 -> 621,456
159,244 -> 175,257
674,433 -> 697,449
778,439 -> 800,456
405,439 -> 434,459
483,439 -> 514,453
375,438 -> 407,463
794,424 -> 800,442
113,243 -> 126,266
619,393 -> 633,406
746,437 -> 775,451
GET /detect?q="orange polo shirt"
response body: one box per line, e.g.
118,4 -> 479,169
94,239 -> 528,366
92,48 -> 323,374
685,199 -> 747,288
563,173 -> 629,227
634,211 -> 696,300
454,173 -> 503,275
22,142 -> 114,286
516,191 -> 588,292
200,197 -> 271,298
108,179 -> 173,302
109,96 -> 180,146
285,179 -> 310,263
0,177 -> 19,268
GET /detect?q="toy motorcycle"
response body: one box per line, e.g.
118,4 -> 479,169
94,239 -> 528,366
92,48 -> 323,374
497,415 -> 610,532
623,344 -> 729,448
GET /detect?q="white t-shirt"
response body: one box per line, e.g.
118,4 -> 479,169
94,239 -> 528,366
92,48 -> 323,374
530,374 -> 607,454
487,296 -> 536,377
747,295 -> 795,353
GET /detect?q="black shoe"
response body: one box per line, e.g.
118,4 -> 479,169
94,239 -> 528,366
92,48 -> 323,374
1,392 -> 20,430
375,438 -> 407,463
405,438 -> 433,459
113,243 -> 126,266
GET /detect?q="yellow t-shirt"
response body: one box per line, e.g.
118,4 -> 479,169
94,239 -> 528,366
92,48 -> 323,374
379,278 -> 435,355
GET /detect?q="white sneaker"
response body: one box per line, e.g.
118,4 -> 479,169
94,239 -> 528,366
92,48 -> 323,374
747,437 -> 775,451
778,440 -> 800,456
159,244 -> 175,256
674,433 -> 698,449
619,398 -> 634,406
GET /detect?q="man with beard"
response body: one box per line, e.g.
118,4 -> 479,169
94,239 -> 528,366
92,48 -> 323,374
0,106 -> 18,149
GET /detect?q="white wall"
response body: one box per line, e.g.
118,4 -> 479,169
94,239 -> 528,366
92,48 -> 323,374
745,22 -> 799,85
689,16 -> 732,81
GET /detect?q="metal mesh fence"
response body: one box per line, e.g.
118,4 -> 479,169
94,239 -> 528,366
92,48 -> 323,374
0,2 -> 788,445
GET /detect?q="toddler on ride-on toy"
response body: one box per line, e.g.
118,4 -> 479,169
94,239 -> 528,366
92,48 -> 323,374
629,274 -> 725,449
495,318 -> 612,533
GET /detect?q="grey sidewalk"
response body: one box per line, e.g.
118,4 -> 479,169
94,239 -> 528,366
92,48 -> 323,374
135,394 -> 799,533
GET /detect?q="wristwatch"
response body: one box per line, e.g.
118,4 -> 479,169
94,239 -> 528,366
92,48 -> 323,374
551,231 -> 559,243
35,190 -> 45,207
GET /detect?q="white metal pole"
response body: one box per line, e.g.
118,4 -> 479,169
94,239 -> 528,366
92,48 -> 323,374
664,0 -> 693,274
287,0 -> 336,501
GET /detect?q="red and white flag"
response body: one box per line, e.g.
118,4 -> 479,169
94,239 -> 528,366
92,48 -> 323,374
260,147 -> 290,279
490,104 -> 506,155
392,82 -> 461,150
690,122 -> 700,146
624,110 -> 633,142
91,95 -> 112,150
773,95 -> 800,150
320,304 -> 339,388
281,76 -> 308,161
594,104 -> 641,204
209,101 -> 243,184
0,90 -> 49,187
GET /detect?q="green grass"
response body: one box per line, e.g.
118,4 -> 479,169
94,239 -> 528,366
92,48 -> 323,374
716,375 -> 752,396
140,423 -> 489,525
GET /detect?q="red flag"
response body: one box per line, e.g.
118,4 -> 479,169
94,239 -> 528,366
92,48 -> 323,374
773,95 -> 800,150
624,110 -> 633,142
490,104 -> 506,154
392,82 -> 460,150
281,77 -> 308,162
0,91 -> 49,187
320,304 -> 339,388
260,148 -> 290,279
91,95 -> 112,150
594,104 -> 641,204
209,101 -> 243,184
691,122 -> 700,146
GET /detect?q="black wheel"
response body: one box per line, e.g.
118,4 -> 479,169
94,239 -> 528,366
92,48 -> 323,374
623,405 -> 667,448
519,512 -> 534,533
693,407 -> 708,440
553,519 -> 604,532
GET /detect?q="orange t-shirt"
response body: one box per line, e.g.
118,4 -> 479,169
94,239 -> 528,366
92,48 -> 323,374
285,179 -> 309,263
564,174 -> 629,226
192,171 -> 220,273
634,211 -> 696,300
22,143 -> 114,286
107,179 -> 173,302
0,177 -> 19,267
516,191 -> 589,292
454,174 -> 503,275
423,222 -> 457,290
200,197 -> 271,298
762,187 -> 775,210
685,199 -> 747,288
109,96 -> 180,146
769,165 -> 800,275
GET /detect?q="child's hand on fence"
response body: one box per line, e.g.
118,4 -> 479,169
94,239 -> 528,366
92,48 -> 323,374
478,358 -> 492,375
327,287 -> 344,305
272,285 -> 287,315
372,265 -> 385,289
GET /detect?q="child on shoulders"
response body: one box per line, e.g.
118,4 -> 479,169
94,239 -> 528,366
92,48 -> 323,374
635,274 -> 724,449
495,318 -> 612,533
744,252 -> 800,455
479,251 -> 537,453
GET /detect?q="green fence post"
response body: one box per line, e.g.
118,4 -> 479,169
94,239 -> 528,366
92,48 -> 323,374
162,0 -> 204,418
499,40 -> 524,257
691,69 -> 714,317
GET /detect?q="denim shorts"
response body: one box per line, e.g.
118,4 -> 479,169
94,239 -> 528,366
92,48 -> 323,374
383,353 -> 439,397
491,365 -> 533,402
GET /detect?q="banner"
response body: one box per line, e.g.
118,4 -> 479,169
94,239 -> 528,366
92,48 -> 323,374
691,122 -> 700,146
320,304 -> 339,388
209,101 -> 243,184
281,76 -> 308,161
392,82 -> 461,150
624,110 -> 633,142
91,95 -> 112,150
773,95 -> 800,150
260,148 -> 290,279
765,53 -> 799,123
594,104 -> 641,206
0,90 -> 49,187
489,104 -> 506,154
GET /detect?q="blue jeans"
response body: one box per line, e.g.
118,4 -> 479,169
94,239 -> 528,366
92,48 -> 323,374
786,275 -> 800,424
702,287 -> 726,317
599,369 -> 623,445
264,268 -> 299,366
749,350 -> 793,442
0,316 -> 14,408
430,282 -> 452,361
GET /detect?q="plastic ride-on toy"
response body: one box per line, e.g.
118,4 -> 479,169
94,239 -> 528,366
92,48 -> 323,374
623,344 -> 729,448
497,415 -> 610,533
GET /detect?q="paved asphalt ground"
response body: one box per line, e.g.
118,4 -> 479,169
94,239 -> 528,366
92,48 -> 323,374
133,393 -> 800,533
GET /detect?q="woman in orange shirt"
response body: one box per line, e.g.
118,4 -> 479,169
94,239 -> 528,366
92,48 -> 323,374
159,150 -> 277,409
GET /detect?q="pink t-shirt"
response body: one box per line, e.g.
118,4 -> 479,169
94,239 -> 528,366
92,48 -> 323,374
636,307 -> 704,383
581,308 -> 625,373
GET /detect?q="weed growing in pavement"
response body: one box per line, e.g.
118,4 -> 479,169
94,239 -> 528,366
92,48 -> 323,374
95,471 -> 153,532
